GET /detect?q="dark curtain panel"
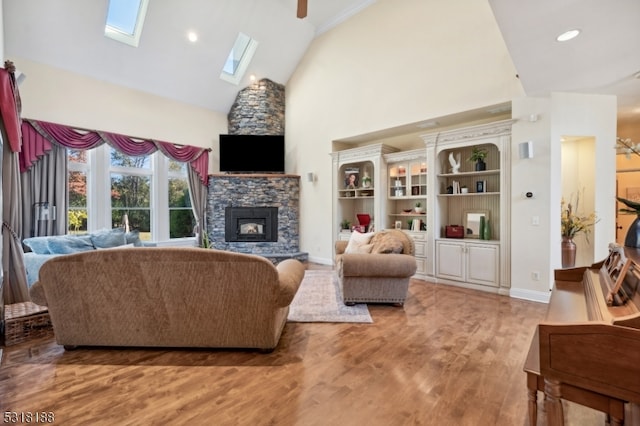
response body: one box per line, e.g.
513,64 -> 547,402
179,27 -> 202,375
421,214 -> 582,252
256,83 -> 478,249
2,128 -> 29,304
21,143 -> 68,238
1,64 -> 28,305
188,167 -> 208,247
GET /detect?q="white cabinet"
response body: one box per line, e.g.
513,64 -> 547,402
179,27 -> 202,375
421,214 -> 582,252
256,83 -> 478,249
435,239 -> 499,288
407,230 -> 427,280
435,240 -> 465,281
466,242 -> 499,286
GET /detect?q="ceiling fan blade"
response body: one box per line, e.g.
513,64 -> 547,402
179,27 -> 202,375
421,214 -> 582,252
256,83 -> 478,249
297,0 -> 307,19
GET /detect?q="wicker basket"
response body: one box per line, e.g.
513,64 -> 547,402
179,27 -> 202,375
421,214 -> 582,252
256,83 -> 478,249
4,302 -> 53,346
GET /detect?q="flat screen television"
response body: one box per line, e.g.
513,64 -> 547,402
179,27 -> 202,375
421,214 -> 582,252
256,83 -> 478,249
219,134 -> 285,173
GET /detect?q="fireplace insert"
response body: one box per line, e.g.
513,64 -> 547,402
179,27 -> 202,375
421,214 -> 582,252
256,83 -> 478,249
225,207 -> 278,242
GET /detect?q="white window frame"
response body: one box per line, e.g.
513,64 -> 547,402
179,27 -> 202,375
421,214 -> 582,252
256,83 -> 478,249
220,32 -> 259,85
104,0 -> 149,48
72,145 -> 195,244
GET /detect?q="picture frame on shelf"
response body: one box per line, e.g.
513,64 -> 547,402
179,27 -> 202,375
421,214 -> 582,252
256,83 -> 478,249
394,220 -> 402,230
344,167 -> 359,188
463,210 -> 489,239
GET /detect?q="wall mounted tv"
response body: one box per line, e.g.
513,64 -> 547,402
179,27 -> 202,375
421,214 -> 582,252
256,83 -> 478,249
219,134 -> 285,173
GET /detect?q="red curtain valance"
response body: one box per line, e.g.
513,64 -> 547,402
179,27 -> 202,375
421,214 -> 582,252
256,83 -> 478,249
20,119 -> 210,185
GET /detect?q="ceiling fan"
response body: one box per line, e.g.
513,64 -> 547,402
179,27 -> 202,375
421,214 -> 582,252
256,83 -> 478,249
297,0 -> 307,18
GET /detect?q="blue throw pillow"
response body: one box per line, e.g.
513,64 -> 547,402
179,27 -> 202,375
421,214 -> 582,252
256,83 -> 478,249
125,230 -> 143,247
47,235 -> 94,254
23,236 -> 52,254
90,228 -> 127,249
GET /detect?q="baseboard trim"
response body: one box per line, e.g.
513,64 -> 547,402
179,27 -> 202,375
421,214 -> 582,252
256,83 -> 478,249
509,287 -> 550,303
307,255 -> 333,266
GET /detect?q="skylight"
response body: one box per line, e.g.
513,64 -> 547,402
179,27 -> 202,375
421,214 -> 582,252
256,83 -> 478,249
220,33 -> 259,85
105,0 -> 149,47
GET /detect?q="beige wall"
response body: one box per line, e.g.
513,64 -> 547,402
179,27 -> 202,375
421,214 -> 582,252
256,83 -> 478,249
287,0 -> 525,263
12,58 -> 227,172
511,93 -> 616,301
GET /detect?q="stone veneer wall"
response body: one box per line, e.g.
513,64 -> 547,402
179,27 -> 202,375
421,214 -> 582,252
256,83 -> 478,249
207,174 -> 306,261
227,78 -> 285,135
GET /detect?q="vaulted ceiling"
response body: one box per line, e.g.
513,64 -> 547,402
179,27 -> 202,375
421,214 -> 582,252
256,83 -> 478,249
3,0 -> 375,114
3,0 -> 640,124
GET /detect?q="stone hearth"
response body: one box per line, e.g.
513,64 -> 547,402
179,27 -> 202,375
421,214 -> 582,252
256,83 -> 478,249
207,174 -> 307,263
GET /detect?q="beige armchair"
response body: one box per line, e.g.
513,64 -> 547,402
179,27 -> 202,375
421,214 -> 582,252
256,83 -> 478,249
335,229 -> 417,306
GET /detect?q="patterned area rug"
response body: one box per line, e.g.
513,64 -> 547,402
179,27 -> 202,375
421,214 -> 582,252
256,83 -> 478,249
287,270 -> 373,323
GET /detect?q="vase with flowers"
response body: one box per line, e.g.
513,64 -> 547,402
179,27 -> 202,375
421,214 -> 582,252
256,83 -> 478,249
561,193 -> 598,268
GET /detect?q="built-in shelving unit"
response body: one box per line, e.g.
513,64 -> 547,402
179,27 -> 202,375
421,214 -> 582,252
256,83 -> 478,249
384,149 -> 428,279
384,149 -> 427,232
331,144 -> 398,246
422,120 -> 513,294
331,120 -> 512,289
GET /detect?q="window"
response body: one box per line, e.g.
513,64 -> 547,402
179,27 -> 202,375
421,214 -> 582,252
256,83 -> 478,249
168,160 -> 195,238
68,149 -> 88,234
220,32 -> 259,85
104,0 -> 149,47
110,148 -> 152,238
67,146 -> 195,242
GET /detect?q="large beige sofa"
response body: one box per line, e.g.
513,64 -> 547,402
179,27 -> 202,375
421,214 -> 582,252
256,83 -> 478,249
29,247 -> 305,352
335,229 -> 417,306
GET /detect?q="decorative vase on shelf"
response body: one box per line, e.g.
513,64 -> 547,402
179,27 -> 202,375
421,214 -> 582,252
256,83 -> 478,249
475,160 -> 486,171
482,218 -> 491,240
479,216 -> 486,239
624,215 -> 640,248
561,237 -> 576,268
362,174 -> 371,188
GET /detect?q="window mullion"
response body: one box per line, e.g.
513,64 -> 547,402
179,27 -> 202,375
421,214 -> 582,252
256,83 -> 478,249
154,154 -> 169,241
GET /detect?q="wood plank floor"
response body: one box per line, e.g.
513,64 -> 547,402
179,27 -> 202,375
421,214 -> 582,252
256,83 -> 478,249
0,266 -> 603,426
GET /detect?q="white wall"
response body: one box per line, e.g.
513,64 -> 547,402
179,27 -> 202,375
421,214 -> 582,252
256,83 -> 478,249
287,0 -> 525,263
10,58 -> 227,172
510,93 -> 616,302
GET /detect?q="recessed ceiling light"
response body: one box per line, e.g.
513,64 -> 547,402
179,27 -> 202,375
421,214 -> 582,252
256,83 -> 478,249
556,29 -> 580,42
187,31 -> 198,43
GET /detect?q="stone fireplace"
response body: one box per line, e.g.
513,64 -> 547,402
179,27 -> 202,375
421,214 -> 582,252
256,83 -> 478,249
207,174 -> 307,263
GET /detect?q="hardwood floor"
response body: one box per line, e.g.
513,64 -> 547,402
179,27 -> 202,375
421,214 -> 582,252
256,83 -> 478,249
1,266 -> 603,426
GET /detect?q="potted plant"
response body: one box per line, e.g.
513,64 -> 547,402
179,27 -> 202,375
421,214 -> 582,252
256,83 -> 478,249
469,146 -> 488,171
414,201 -> 425,213
461,185 -> 468,194
340,219 -> 351,231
